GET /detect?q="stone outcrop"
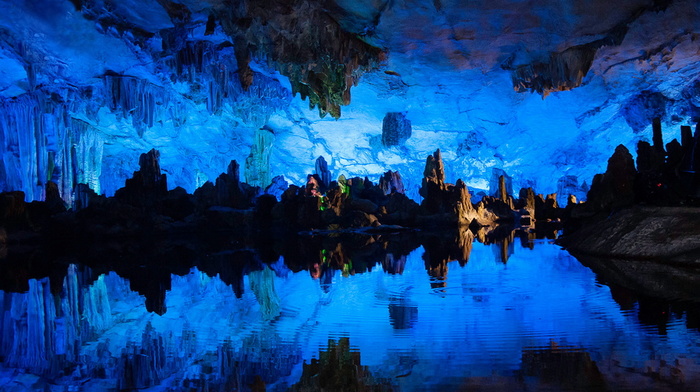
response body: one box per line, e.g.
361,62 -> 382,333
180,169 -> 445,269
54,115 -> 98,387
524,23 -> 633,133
564,121 -> 700,261
1,147 -> 567,244
378,170 -> 404,195
315,156 -> 331,191
114,149 -> 168,210
195,160 -> 256,210
381,112 -> 412,147
581,145 -> 637,216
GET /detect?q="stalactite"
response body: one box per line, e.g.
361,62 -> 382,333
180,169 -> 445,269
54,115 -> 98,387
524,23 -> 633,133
103,73 -> 171,136
0,89 -> 106,204
167,40 -> 291,126
216,0 -> 384,118
245,127 -> 275,187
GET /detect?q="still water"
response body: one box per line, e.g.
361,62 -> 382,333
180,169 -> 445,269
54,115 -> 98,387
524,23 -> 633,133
1,231 -> 700,391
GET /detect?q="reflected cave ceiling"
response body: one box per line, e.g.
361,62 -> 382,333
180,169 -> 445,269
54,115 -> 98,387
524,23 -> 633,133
0,0 -> 699,202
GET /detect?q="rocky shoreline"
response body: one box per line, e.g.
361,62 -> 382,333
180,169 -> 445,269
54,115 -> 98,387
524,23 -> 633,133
3,120 -> 700,273
1,147 -> 564,248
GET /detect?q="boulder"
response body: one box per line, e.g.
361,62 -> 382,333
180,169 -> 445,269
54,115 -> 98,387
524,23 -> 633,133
381,112 -> 412,147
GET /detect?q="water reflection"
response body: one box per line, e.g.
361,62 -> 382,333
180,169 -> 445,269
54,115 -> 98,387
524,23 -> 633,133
1,229 -> 700,391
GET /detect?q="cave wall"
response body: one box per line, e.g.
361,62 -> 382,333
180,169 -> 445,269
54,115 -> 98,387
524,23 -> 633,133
0,0 -> 699,202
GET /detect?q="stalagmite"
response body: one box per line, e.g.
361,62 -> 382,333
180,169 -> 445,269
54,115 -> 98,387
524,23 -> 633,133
315,156 -> 331,190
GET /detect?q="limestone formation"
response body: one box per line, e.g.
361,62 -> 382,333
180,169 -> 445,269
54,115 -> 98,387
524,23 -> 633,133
584,144 -> 637,214
265,175 -> 289,200
419,149 -> 447,214
216,0 -> 384,118
379,170 -> 404,195
114,149 -> 168,210
194,160 -> 253,210
381,112 -> 412,147
315,156 -> 331,191
489,169 -> 513,198
244,127 -> 275,187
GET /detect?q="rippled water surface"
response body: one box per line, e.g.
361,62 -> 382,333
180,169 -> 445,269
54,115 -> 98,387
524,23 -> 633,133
2,233 -> 700,391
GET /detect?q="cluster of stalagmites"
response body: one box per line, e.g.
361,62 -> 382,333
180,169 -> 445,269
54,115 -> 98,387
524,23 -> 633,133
1,149 -> 567,241
560,119 -> 700,261
566,119 -> 700,229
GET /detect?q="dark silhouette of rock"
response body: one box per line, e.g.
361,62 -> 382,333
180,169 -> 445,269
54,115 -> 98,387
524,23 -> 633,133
265,175 -> 289,199
490,168 -> 512,197
521,346 -> 606,391
254,193 -> 277,225
194,160 -> 254,210
585,144 -> 637,214
418,150 -> 485,225
315,156 -> 331,191
515,187 -> 536,225
378,170 -> 404,195
44,181 -> 67,214
162,187 -> 195,221
381,112 -> 412,146
0,191 -> 29,229
518,187 -> 536,215
476,195 -> 513,222
214,160 -> 245,206
74,183 -> 98,210
652,117 -> 664,153
635,140 -> 664,205
419,149 -> 446,214
535,193 -> 561,221
114,149 -> 168,210
498,175 -> 515,210
382,192 -> 419,226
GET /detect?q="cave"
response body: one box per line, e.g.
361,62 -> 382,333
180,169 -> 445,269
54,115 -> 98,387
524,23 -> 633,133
1,0 -> 700,390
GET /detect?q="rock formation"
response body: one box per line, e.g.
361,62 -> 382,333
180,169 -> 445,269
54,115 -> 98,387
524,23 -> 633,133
114,149 -> 168,211
215,0 -> 384,118
381,112 -> 412,147
564,121 -> 700,261
378,170 -> 404,195
315,156 -> 331,191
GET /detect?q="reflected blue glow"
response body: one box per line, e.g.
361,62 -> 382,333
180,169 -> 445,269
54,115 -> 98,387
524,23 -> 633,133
1,241 -> 699,390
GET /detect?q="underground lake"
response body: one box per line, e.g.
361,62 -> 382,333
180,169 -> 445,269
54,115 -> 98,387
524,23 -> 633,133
2,229 -> 700,391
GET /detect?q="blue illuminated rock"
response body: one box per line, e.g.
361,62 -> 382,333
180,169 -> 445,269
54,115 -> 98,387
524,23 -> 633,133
315,156 -> 331,190
381,112 -> 412,147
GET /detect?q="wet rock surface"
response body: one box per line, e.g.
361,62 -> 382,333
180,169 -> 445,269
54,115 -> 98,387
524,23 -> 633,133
562,206 -> 700,262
